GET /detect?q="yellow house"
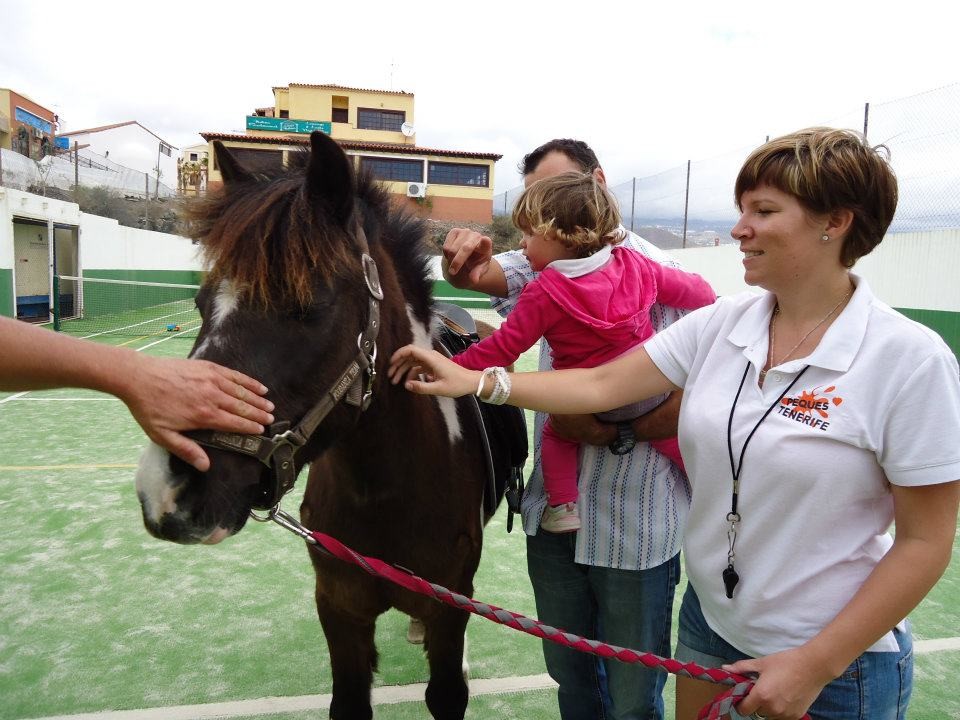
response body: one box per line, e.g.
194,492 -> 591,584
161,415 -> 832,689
198,83 -> 501,223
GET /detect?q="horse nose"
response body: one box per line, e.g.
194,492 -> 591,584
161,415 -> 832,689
143,511 -> 193,543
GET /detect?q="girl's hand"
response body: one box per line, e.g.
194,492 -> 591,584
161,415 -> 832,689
388,345 -> 479,398
724,646 -> 832,719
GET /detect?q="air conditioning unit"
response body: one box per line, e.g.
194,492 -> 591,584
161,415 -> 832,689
406,182 -> 427,198
33,127 -> 44,139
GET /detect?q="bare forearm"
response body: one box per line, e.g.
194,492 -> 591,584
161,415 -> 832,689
803,532 -> 953,677
495,350 -> 676,416
801,481 -> 959,678
389,344 -> 678,417
725,483 -> 959,720
0,317 -> 135,396
550,391 -> 683,446
631,391 -> 682,440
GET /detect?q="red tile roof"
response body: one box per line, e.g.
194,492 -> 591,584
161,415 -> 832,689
200,131 -> 501,161
272,83 -> 413,97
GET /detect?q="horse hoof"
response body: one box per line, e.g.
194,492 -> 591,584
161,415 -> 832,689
406,617 -> 425,645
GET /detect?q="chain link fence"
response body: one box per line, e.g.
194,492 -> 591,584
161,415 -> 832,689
493,83 -> 960,248
0,145 -> 176,201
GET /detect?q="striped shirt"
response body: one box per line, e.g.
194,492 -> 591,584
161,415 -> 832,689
493,231 -> 692,570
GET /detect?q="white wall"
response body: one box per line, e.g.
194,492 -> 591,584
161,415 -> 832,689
0,188 -> 81,247
79,213 -> 201,272
1,187 -> 200,283
851,230 -> 960,312
0,187 -> 80,274
665,244 -> 753,298
667,229 -> 960,312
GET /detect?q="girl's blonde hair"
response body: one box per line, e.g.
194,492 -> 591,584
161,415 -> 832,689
511,171 -> 624,258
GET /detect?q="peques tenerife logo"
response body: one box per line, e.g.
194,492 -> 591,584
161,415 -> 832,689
777,385 -> 843,431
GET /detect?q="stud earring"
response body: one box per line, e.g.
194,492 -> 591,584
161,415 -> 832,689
821,234 -> 830,243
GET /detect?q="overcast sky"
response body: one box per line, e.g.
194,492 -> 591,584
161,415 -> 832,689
3,0 -> 956,194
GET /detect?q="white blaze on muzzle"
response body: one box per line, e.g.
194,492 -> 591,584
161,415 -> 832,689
135,442 -> 182,525
134,442 -> 230,544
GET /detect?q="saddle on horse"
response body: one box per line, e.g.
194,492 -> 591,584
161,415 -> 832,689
434,303 -> 528,531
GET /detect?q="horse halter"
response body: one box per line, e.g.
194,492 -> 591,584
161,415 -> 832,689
187,225 -> 384,511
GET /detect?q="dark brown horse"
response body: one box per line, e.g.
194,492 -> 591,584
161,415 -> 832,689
134,132 -> 500,719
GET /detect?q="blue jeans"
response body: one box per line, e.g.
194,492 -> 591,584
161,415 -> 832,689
526,530 -> 680,720
676,584 -> 914,720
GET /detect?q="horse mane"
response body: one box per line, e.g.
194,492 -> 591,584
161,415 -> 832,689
187,151 -> 434,314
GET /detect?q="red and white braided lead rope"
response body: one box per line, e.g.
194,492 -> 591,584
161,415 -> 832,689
300,525 -> 810,720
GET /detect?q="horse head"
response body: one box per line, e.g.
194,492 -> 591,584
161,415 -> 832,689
135,131 -> 419,544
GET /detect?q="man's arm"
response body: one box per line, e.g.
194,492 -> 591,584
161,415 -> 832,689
548,391 -> 682,446
441,227 -> 509,297
0,316 -> 274,471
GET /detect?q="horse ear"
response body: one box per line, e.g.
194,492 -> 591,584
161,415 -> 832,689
306,131 -> 355,224
213,141 -> 253,185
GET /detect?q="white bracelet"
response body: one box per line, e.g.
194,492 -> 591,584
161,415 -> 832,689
475,371 -> 488,398
479,366 -> 510,405
493,367 -> 511,405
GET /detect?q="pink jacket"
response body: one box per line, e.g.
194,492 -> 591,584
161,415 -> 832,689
452,246 -> 716,371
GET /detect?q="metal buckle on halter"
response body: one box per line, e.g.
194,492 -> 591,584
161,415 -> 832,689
245,423 -> 305,511
362,253 -> 384,300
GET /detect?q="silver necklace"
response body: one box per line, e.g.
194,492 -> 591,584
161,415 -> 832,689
760,288 -> 853,381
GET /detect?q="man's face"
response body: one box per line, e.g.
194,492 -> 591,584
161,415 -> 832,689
523,151 -> 591,188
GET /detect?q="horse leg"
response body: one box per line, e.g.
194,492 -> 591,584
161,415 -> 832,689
318,602 -> 378,720
423,605 -> 470,720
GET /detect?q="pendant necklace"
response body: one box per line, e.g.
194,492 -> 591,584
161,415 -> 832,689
759,287 -> 852,383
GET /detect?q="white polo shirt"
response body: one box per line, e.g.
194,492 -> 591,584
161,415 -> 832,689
645,275 -> 960,658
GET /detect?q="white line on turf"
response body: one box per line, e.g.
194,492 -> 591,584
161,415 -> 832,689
19,638 -> 960,720
78,308 -> 195,340
916,636 -> 960,653
3,397 -> 121,401
0,391 -> 30,404
19,673 -> 558,720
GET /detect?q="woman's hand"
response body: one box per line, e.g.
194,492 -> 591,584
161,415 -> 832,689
388,345 -> 480,398
723,646 -> 832,719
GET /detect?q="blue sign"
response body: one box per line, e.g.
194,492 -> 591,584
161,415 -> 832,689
55,137 -> 70,149
15,107 -> 53,135
245,116 -> 331,135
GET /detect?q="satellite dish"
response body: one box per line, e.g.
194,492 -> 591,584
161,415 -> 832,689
400,122 -> 415,137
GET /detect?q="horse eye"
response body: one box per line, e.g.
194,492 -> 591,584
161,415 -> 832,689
296,307 -> 322,322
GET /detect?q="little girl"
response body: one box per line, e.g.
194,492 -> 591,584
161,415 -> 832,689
451,172 -> 715,532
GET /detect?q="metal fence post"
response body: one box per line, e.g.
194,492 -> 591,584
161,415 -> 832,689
630,177 -> 636,233
682,160 -> 691,249
863,102 -> 870,139
53,275 -> 61,331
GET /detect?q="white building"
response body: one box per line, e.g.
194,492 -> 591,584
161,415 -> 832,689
58,121 -> 178,191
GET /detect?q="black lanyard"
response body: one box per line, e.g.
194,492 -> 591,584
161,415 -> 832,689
722,361 -> 810,599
